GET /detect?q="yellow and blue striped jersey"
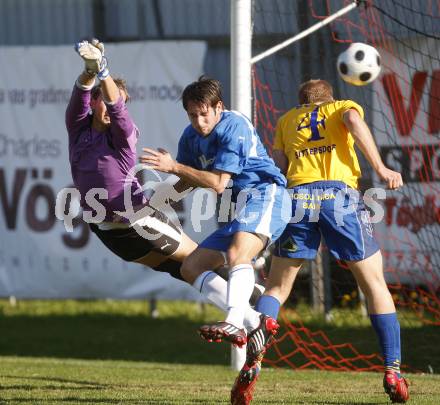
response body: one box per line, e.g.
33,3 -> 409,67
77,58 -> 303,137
273,100 -> 364,189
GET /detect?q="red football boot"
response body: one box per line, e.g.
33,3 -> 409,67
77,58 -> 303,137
230,315 -> 279,404
198,321 -> 247,347
246,314 -> 280,361
230,357 -> 262,405
383,370 -> 409,403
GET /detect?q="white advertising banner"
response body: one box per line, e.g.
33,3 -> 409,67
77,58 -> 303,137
372,37 -> 440,288
0,41 -> 215,299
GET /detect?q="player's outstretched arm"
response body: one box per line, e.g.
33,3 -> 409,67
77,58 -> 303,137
66,72 -> 95,134
272,149 -> 289,174
77,71 -> 96,88
66,41 -> 101,134
79,39 -> 136,143
99,75 -> 121,104
139,147 -> 232,194
343,109 -> 403,190
174,164 -> 231,194
273,117 -> 288,174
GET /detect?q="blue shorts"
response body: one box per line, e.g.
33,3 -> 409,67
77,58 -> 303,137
200,184 -> 290,252
274,181 -> 379,261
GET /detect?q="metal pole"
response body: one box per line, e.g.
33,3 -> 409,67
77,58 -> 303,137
311,248 -> 325,314
231,0 -> 252,119
230,0 -> 252,371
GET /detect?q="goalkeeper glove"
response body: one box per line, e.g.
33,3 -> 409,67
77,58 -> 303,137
75,39 -> 109,80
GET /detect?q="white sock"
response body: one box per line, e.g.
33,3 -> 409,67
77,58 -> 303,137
244,307 -> 261,331
193,271 -> 228,312
225,264 -> 255,328
192,270 -> 261,331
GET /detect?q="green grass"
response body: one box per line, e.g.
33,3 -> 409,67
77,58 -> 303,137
0,299 -> 439,403
0,356 -> 439,404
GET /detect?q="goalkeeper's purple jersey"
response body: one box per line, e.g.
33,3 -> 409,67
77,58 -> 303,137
65,84 -> 145,221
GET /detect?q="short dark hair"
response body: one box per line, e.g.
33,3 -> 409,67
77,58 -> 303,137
298,79 -> 334,105
91,77 -> 130,102
181,76 -> 223,110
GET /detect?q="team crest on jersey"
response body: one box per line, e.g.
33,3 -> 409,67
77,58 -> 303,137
198,155 -> 215,169
281,237 -> 297,252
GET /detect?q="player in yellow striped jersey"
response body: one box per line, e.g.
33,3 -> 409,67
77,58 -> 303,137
232,80 -> 409,405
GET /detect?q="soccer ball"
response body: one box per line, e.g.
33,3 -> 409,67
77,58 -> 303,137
337,43 -> 381,86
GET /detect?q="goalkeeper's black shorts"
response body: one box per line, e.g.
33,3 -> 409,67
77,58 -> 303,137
89,209 -> 182,262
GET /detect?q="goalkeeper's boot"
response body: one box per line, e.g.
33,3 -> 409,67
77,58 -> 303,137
198,321 -> 247,347
383,370 -> 409,403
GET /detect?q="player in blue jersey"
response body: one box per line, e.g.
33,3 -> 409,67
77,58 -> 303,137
140,76 -> 290,346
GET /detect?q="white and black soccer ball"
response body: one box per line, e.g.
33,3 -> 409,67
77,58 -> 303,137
337,43 -> 381,86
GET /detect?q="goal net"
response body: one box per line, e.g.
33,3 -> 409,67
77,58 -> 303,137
252,0 -> 440,372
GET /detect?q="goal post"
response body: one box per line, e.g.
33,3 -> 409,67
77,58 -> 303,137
230,0 -> 252,371
231,0 -> 252,119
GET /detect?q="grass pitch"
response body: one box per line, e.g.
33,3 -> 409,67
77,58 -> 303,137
0,299 -> 439,404
0,356 -> 439,404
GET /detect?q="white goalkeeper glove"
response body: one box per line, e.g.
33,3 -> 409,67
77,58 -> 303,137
75,39 -> 109,80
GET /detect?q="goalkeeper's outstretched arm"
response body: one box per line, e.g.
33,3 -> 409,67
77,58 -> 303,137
100,75 -> 121,104
77,70 -> 96,88
65,67 -> 95,135
67,39 -> 111,134
91,40 -> 120,104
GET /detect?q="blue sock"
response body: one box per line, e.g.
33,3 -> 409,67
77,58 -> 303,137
255,295 -> 281,319
370,313 -> 401,375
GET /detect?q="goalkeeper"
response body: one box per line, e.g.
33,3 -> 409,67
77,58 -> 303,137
65,39 -> 264,330
65,38 -> 197,276
232,79 -> 409,405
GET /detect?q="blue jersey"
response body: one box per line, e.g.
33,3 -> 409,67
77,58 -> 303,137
176,110 -> 286,199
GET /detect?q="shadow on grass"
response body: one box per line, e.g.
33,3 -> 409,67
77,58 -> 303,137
1,374 -> 109,388
0,315 -> 229,365
0,313 -> 438,371
311,402 -> 387,405
0,400 -> 172,404
0,376 -> 207,403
